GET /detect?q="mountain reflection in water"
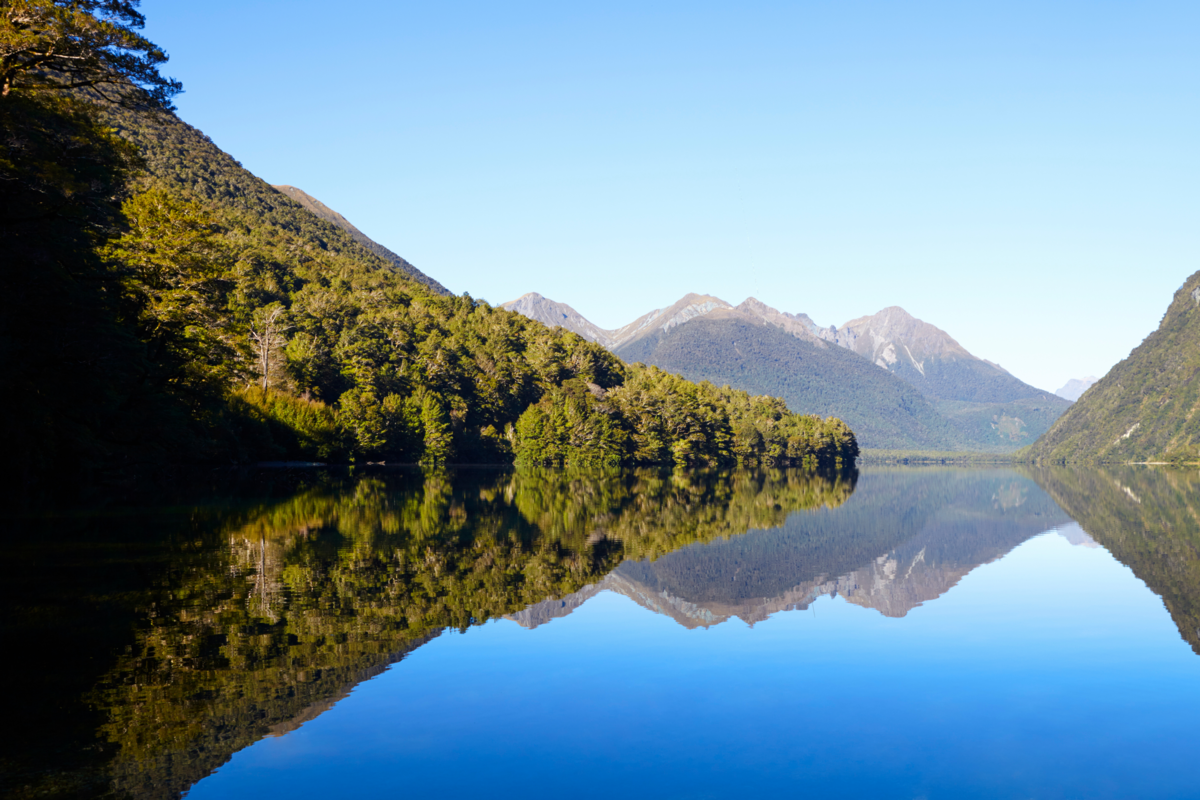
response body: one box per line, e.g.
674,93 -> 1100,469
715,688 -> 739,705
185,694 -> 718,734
3,465 -> 1199,800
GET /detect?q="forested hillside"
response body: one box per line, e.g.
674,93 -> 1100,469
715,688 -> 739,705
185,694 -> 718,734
93,101 -> 450,295
270,184 -> 448,295
1027,270 -> 1200,463
0,4 -> 857,491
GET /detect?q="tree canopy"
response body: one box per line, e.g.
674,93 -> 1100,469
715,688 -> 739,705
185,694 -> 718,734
1,0 -> 180,108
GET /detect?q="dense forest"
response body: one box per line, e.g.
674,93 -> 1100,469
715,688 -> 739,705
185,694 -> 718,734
0,3 -> 856,493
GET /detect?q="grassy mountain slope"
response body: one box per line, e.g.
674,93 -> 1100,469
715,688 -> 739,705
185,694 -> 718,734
1028,270 -> 1200,463
616,314 -> 960,450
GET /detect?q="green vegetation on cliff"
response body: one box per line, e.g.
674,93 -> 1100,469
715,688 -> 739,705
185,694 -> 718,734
1027,270 -> 1200,463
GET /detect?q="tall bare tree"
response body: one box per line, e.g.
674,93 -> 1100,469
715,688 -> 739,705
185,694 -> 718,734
250,305 -> 291,390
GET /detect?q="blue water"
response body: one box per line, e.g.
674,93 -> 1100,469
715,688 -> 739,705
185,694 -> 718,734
186,529 -> 1200,800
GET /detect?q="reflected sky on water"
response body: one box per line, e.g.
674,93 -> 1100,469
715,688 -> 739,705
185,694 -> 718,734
4,466 -> 1199,799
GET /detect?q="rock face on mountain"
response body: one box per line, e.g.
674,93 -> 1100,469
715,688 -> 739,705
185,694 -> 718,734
272,185 -> 449,295
836,307 -> 1034,404
1029,270 -> 1200,463
1056,377 -> 1099,402
500,293 -> 618,346
503,291 -> 1070,451
500,292 -> 738,351
825,305 -> 1072,448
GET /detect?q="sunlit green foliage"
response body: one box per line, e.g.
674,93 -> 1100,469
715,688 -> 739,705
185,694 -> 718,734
512,367 -> 858,467
1,33 -> 858,489
1,0 -> 181,107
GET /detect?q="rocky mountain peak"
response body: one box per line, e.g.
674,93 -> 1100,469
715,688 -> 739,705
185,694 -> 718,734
840,306 -> 973,367
500,293 -> 616,347
735,297 -> 829,346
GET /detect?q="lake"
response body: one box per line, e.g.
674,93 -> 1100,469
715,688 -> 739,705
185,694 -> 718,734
3,465 -> 1198,799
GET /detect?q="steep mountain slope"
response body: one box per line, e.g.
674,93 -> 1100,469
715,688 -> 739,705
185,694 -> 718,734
615,312 -> 959,450
272,185 -> 449,295
1028,270 -> 1200,463
1056,376 -> 1098,402
94,102 -> 450,295
831,307 -> 1071,449
838,306 -> 1046,403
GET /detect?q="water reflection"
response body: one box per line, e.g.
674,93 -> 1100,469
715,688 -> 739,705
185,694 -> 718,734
1031,466 -> 1200,655
3,464 -> 1199,799
514,468 -> 1072,628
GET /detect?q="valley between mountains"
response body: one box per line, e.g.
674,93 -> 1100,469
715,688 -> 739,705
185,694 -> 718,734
503,292 -> 1071,452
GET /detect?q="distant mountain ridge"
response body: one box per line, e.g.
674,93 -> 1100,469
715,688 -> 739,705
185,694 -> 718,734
1055,376 -> 1098,402
272,185 -> 449,295
502,291 -> 1069,451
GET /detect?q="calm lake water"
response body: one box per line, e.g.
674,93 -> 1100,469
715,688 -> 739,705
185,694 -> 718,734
4,466 -> 1199,799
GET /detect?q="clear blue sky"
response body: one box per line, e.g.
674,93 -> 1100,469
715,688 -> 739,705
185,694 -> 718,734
143,1 -> 1197,393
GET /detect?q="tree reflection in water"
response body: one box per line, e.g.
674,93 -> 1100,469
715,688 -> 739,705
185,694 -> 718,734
5,464 -> 1199,800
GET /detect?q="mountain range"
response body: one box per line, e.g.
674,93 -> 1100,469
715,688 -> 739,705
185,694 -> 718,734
503,292 -> 1070,451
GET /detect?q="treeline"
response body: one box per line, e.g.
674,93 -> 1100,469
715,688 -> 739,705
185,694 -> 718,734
515,367 -> 857,467
2,83 -> 856,487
